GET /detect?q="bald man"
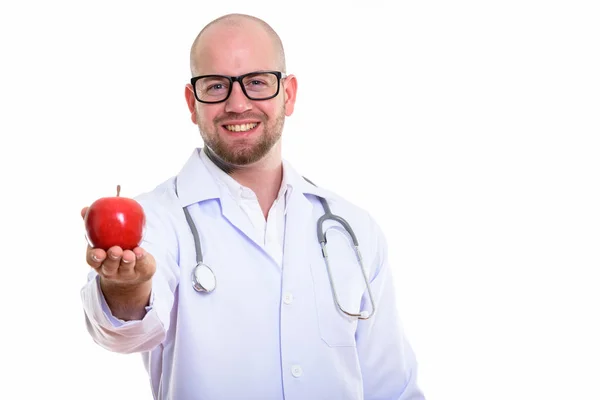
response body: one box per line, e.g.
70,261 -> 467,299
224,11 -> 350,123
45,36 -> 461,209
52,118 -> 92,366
80,13 -> 425,400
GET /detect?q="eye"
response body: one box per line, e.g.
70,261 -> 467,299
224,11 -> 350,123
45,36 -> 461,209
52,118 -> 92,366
197,77 -> 230,95
247,79 -> 266,87
243,74 -> 276,92
207,83 -> 225,91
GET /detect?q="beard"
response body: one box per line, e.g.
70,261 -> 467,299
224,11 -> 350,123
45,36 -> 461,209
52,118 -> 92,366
196,107 -> 285,167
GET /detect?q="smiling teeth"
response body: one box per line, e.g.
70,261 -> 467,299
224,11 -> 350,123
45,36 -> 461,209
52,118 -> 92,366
225,123 -> 258,132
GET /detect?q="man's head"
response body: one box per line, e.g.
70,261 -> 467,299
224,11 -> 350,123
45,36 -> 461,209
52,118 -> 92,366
185,14 -> 298,167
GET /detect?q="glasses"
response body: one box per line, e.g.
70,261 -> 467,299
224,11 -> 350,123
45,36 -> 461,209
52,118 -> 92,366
190,71 -> 286,104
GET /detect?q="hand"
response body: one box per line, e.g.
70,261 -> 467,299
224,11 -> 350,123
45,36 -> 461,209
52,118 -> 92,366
82,206 -> 156,320
81,206 -> 156,287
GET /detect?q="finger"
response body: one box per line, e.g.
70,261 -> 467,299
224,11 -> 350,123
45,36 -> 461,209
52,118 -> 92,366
121,249 -> 137,264
81,206 -> 89,220
87,245 -> 106,269
101,246 -> 124,276
133,246 -> 146,261
117,250 -> 137,279
132,247 -> 156,276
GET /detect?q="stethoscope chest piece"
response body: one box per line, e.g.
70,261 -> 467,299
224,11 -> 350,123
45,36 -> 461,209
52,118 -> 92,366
177,173 -> 375,319
192,262 -> 216,293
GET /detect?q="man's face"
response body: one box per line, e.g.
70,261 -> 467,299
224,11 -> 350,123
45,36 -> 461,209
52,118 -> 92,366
186,24 -> 296,166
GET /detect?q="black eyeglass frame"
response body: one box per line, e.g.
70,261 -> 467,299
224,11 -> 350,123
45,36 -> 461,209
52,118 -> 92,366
190,71 -> 287,104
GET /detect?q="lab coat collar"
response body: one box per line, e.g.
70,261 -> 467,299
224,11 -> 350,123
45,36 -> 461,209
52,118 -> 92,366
199,148 -> 293,210
281,159 -> 335,203
175,148 -> 221,207
175,147 -> 335,207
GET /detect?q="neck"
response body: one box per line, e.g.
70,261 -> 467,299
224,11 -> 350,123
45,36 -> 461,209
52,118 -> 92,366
205,144 -> 284,218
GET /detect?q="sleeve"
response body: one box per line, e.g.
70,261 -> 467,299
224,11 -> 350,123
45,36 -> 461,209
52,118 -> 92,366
355,217 -> 426,400
80,195 -> 181,354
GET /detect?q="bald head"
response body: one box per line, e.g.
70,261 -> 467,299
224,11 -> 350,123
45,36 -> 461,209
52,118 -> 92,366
190,13 -> 286,76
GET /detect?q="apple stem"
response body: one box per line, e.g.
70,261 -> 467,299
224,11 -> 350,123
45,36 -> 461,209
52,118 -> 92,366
117,184 -> 121,197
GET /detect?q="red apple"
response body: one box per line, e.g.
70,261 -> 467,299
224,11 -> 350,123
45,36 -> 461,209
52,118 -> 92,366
84,185 -> 146,251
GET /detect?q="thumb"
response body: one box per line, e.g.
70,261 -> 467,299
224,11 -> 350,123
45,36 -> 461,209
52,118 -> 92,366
81,206 -> 89,220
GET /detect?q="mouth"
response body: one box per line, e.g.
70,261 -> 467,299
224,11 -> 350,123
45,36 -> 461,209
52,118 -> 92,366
223,122 -> 259,133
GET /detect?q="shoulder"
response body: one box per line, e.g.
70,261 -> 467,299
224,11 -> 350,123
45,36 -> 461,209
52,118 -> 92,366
308,179 -> 379,230
132,177 -> 183,233
134,177 -> 178,211
135,177 -> 176,207
302,178 -> 390,271
286,160 -> 385,246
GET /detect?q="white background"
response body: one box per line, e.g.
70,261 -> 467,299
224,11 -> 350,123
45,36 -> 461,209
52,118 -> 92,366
1,1 -> 599,399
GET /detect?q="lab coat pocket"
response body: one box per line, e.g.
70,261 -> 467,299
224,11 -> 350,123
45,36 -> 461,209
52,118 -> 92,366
310,225 -> 366,347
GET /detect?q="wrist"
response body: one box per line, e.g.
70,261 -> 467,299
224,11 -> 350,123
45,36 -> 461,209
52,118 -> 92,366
100,279 -> 152,321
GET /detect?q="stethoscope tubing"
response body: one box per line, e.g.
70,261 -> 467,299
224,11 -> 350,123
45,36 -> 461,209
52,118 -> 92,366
175,174 -> 376,319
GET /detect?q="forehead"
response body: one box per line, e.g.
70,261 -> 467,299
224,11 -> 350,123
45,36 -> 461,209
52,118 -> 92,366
192,22 -> 278,76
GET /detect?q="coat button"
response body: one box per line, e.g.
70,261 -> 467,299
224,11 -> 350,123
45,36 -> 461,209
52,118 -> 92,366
291,365 -> 303,378
283,292 -> 294,305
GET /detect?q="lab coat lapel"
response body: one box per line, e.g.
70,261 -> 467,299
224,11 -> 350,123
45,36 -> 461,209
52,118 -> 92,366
219,192 -> 264,250
281,159 -> 335,268
282,186 -> 314,268
176,148 -> 264,250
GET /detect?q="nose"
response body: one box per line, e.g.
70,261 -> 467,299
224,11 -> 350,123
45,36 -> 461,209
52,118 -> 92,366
225,81 -> 252,113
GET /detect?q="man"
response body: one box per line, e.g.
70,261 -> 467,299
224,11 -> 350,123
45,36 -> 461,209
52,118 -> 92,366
80,13 -> 425,400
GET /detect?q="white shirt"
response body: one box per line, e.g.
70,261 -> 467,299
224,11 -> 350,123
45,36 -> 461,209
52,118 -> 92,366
80,147 -> 425,400
199,148 -> 290,267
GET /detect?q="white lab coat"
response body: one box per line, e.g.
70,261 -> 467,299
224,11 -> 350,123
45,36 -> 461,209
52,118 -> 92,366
81,147 -> 425,400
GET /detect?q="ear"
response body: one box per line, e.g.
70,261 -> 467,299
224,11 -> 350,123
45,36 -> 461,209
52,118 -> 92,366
282,74 -> 298,116
185,83 -> 198,124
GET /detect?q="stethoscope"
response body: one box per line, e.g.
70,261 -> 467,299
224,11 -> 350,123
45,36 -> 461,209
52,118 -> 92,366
175,176 -> 376,320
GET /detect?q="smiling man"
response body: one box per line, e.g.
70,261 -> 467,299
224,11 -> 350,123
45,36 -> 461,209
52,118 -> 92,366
80,13 -> 425,400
